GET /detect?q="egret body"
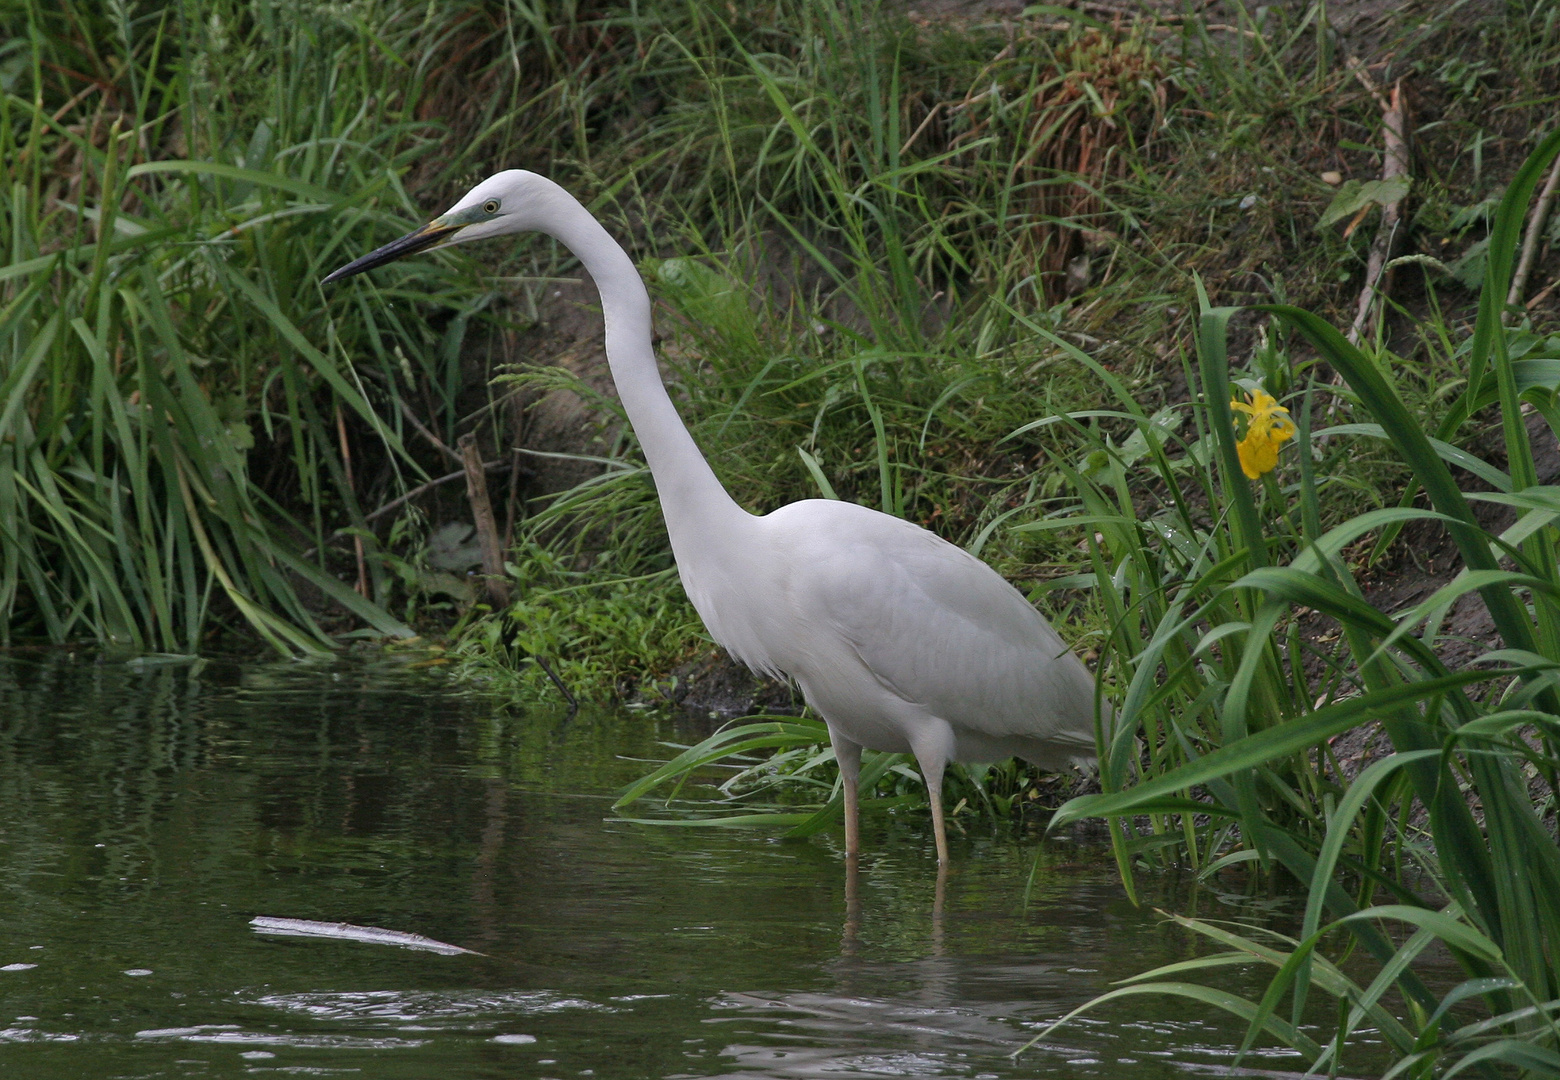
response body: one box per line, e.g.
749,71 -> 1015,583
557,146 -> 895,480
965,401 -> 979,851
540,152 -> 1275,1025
326,171 -> 1101,865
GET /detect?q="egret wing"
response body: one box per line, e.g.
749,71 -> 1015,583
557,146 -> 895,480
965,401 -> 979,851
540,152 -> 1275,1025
799,508 -> 1097,752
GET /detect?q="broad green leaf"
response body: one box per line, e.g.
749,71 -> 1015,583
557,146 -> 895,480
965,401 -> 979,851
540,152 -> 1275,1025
1318,176 -> 1412,229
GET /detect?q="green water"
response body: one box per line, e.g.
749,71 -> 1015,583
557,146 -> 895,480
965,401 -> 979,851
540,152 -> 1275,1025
0,653 -> 1341,1078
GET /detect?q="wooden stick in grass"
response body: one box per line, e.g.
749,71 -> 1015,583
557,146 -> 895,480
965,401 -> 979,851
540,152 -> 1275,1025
398,398 -> 462,467
1507,148 -> 1560,312
298,462 -> 510,561
459,432 -> 510,607
1347,79 -> 1411,346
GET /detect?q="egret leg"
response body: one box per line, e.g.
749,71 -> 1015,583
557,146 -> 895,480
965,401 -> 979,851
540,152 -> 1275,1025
842,852 -> 861,957
829,730 -> 863,859
925,765 -> 950,866
910,734 -> 953,866
932,859 -> 948,953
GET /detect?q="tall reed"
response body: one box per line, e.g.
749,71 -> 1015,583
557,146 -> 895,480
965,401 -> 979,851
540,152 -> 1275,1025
0,0 -> 547,650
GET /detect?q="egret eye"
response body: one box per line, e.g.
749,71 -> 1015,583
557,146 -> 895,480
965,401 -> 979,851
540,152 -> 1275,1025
482,199 -> 500,215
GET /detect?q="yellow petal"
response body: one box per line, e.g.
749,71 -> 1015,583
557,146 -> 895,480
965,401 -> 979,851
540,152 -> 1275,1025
1248,388 -> 1281,412
1237,430 -> 1281,478
1231,389 -> 1295,478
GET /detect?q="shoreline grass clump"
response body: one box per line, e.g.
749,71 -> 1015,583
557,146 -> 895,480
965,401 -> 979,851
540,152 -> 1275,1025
0,0 -> 589,650
1024,129 -> 1560,1078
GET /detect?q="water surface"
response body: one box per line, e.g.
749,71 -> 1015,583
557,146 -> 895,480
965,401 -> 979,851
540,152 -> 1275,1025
0,653 -> 1319,1078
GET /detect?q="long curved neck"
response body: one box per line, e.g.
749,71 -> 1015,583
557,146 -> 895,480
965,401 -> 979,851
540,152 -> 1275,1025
543,193 -> 748,540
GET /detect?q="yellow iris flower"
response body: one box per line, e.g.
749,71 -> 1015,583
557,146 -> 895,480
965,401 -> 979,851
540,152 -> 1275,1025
1231,388 -> 1296,479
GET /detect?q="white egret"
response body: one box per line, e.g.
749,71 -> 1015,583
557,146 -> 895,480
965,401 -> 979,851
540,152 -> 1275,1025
325,171 -> 1102,865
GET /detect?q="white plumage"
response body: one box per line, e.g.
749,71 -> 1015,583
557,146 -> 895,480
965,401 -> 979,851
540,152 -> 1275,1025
326,170 -> 1101,865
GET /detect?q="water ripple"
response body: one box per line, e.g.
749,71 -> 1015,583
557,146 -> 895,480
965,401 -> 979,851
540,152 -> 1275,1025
248,988 -> 617,1024
134,1024 -> 424,1050
0,1026 -> 81,1043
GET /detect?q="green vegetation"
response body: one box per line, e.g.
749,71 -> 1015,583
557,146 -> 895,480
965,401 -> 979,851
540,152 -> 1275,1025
0,0 -> 493,650
6,1 -> 1560,1075
1023,132 -> 1560,1075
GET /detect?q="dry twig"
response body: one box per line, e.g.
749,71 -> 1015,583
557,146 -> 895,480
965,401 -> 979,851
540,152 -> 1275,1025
297,461 -> 510,560
397,399 -> 463,467
1507,148 -> 1560,313
1347,79 -> 1411,347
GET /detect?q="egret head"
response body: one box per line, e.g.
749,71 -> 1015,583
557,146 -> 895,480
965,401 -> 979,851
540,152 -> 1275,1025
323,170 -> 561,283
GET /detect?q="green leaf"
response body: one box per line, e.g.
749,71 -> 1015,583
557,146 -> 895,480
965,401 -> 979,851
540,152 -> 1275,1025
127,159 -> 343,204
613,719 -> 831,808
1340,905 -> 1504,966
1049,670 -> 1501,830
1318,176 -> 1412,229
1315,423 -> 1511,492
1442,1039 -> 1560,1078
796,447 -> 840,500
1016,981 -> 1323,1061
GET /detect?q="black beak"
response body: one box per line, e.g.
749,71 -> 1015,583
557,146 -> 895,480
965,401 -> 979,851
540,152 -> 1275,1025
322,219 -> 463,283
